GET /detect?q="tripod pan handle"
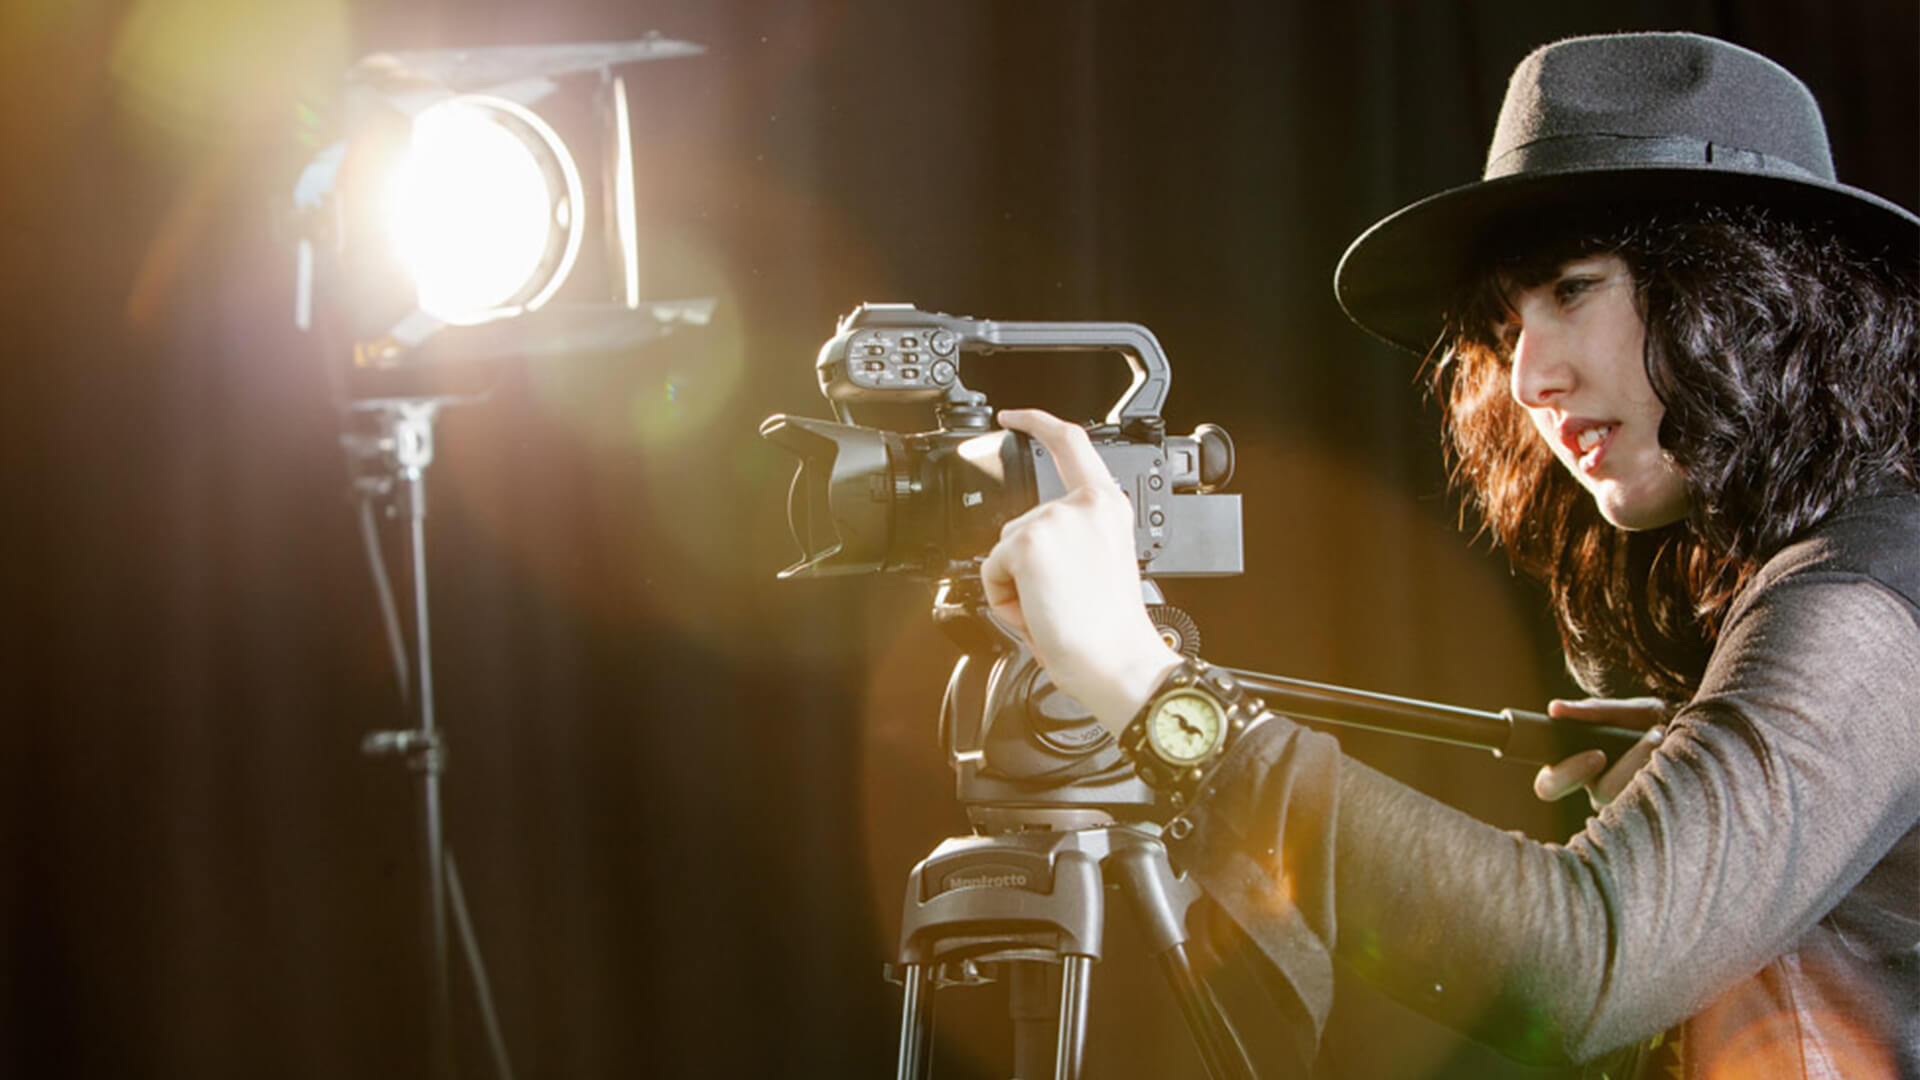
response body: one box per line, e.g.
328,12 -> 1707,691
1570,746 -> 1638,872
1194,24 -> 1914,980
1498,709 -> 1654,765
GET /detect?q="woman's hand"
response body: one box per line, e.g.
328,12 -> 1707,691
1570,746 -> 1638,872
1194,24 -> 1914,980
1532,697 -> 1669,807
979,409 -> 1182,734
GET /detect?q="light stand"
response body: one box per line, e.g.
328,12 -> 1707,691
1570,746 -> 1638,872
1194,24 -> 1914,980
347,396 -> 514,1080
290,36 -> 713,1078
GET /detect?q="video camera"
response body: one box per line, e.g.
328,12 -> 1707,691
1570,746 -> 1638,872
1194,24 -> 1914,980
761,302 -> 1246,825
760,303 -> 1242,581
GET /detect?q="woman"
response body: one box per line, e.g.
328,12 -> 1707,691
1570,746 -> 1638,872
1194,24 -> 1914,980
981,33 -> 1918,1077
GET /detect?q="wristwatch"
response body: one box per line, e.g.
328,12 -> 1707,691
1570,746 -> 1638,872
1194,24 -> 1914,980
1119,658 -> 1263,802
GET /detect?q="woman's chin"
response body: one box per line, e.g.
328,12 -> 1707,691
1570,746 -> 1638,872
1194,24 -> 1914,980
1594,486 -> 1690,532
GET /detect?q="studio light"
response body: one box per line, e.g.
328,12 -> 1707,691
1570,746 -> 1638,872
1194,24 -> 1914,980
284,36 -> 713,1080
293,37 -> 712,382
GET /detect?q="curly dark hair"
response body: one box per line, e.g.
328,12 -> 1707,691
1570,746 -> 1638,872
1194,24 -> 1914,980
1435,203 -> 1920,699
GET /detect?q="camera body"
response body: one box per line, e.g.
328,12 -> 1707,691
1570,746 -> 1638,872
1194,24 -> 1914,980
760,303 -> 1241,581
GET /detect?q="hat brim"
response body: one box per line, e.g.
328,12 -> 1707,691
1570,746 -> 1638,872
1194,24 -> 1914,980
1334,164 -> 1920,355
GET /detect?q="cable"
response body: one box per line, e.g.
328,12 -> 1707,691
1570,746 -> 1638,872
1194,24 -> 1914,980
447,851 -> 518,1080
356,493 -> 412,704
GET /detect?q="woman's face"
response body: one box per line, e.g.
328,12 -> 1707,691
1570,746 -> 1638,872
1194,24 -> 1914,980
1502,254 -> 1690,531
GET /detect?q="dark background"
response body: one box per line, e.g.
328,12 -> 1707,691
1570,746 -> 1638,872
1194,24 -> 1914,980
4,2 -> 1913,1077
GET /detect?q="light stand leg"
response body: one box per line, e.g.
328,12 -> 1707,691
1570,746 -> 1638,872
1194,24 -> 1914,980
420,768 -> 452,1080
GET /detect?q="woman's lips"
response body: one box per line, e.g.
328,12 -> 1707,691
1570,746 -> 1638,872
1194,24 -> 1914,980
1561,419 -> 1617,473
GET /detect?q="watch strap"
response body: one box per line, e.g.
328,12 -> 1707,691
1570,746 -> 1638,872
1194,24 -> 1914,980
1119,658 -> 1264,803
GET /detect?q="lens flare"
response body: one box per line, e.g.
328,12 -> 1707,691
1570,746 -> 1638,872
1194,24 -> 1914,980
111,0 -> 349,142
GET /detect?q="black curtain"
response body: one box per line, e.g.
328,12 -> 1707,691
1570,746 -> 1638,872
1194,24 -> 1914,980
4,2 -> 1912,1077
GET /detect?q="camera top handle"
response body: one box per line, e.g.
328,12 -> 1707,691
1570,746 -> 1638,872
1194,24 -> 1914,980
815,303 -> 1170,426
964,318 -> 1170,425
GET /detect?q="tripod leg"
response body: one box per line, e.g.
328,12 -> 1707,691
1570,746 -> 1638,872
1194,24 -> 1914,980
1108,832 -> 1257,1080
1054,955 -> 1093,1080
1157,942 -> 1255,1080
895,963 -> 934,1080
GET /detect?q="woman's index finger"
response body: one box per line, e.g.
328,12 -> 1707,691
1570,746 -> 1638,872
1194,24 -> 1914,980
998,409 -> 1111,491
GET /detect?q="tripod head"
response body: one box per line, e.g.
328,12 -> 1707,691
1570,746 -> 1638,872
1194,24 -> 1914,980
933,577 -> 1202,833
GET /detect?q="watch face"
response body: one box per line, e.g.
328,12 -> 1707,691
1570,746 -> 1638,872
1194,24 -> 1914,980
1147,688 -> 1227,765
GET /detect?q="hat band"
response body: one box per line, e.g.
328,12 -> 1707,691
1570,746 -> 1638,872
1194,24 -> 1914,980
1485,133 -> 1827,183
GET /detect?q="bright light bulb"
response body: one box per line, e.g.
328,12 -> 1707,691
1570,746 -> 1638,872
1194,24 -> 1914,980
386,100 -> 560,324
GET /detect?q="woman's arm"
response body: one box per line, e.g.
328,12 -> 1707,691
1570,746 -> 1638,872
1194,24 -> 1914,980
1170,568 -> 1920,1063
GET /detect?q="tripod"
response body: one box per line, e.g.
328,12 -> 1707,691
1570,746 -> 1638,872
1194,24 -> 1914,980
887,580 -> 1271,1079
887,579 -> 1648,1078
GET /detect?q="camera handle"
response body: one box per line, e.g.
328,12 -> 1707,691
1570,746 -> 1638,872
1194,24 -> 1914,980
965,319 -> 1171,425
815,304 -> 1172,426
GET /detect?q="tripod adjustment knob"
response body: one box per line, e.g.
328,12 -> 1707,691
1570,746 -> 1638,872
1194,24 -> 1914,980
1146,604 -> 1201,658
932,959 -> 993,990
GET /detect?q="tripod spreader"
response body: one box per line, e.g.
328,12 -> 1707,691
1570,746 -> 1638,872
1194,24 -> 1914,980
1223,668 -> 1651,765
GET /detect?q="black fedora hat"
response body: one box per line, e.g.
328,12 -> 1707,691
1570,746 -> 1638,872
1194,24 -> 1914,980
1334,32 -> 1920,355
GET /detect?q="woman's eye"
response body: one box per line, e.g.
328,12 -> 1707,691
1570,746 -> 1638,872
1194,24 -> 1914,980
1553,277 -> 1597,304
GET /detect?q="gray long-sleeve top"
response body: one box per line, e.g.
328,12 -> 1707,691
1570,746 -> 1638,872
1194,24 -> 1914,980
1166,495 -> 1920,1078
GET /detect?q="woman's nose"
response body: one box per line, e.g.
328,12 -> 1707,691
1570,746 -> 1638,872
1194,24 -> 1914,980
1509,327 -> 1572,409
